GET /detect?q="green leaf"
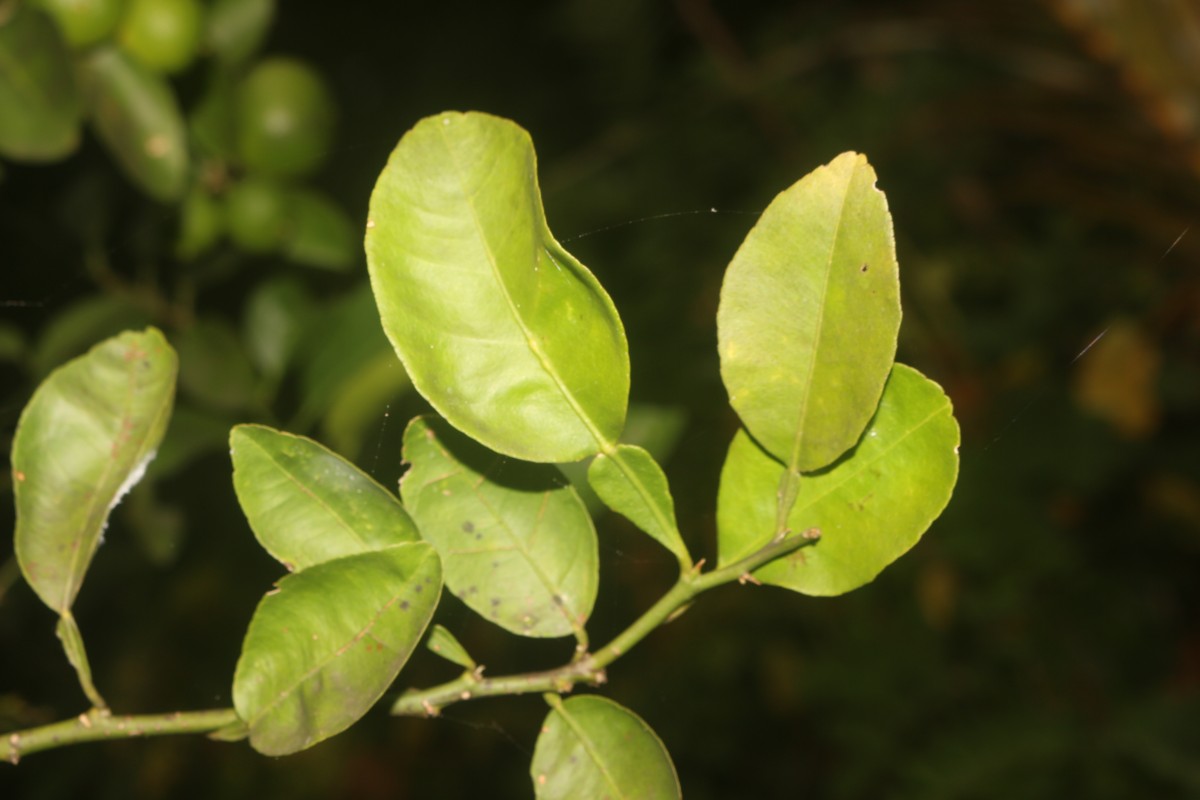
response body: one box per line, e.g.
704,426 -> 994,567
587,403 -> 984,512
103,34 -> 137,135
231,424 -> 419,572
31,294 -> 152,377
242,277 -> 314,380
283,187 -> 357,271
558,403 -> 687,515
0,5 -> 81,161
426,624 -> 476,670
293,283 -> 392,430
233,543 -> 441,756
13,328 -> 177,613
173,318 -> 260,413
204,0 -> 274,68
321,351 -> 411,460
587,445 -> 688,565
400,415 -> 598,639
717,152 -> 900,473
531,695 -> 680,800
78,46 -> 188,201
365,111 -> 629,463
717,364 -> 959,596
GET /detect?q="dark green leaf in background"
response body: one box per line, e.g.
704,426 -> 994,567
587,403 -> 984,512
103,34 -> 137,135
283,187 -> 357,271
366,111 -> 629,463
204,0 -> 275,68
78,45 -> 188,201
0,4 -> 82,162
400,415 -> 598,639
232,543 -> 441,755
13,328 -> 177,613
717,152 -> 900,473
531,695 -> 681,800
717,364 -> 959,596
231,424 -> 419,572
173,317 -> 260,412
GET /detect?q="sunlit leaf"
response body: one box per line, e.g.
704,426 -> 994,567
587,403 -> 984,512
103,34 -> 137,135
717,364 -> 958,596
231,425 -> 418,572
233,543 -> 440,756
588,444 -> 688,564
531,695 -> 680,800
400,415 -> 597,639
78,46 -> 188,201
13,328 -> 177,613
0,5 -> 81,161
365,111 -> 629,463
717,152 -> 900,472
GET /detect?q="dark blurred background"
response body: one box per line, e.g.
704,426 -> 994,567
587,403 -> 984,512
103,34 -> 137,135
3,0 -> 1200,797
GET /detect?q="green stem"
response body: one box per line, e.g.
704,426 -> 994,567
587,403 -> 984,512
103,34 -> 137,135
392,530 -> 819,717
1,708 -> 239,765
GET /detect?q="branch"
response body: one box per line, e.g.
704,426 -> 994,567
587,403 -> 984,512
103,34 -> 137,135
392,528 -> 820,717
1,708 -> 239,765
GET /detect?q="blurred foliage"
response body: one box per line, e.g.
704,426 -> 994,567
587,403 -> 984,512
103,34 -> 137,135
2,0 -> 1199,798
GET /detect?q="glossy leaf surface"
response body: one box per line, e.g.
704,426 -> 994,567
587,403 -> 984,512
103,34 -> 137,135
400,415 -> 597,639
0,5 -> 81,161
531,695 -> 680,800
717,364 -> 959,595
78,46 -> 188,201
717,152 -> 900,472
231,425 -> 418,572
588,445 -> 688,564
13,328 -> 177,613
233,544 -> 440,756
365,111 -> 629,463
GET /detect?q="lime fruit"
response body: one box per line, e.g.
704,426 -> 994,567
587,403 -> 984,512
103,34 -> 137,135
224,177 -> 289,254
116,0 -> 203,74
31,0 -> 127,49
234,58 -> 336,178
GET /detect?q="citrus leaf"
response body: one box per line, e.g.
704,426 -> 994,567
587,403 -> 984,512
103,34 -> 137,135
233,543 -> 441,756
231,425 -> 418,572
717,152 -> 900,473
531,695 -> 681,800
400,415 -> 597,639
587,445 -> 688,565
78,46 -> 188,201
31,294 -> 152,377
426,624 -> 476,670
13,328 -> 177,613
0,5 -> 82,161
204,0 -> 274,67
283,187 -> 357,271
717,364 -> 959,596
293,284 -> 392,431
173,317 -> 259,413
365,111 -> 629,463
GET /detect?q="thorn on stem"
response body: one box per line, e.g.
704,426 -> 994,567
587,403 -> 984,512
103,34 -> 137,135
738,572 -> 762,586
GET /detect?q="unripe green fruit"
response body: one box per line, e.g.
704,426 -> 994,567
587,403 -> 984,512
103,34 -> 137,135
235,58 -> 336,178
117,0 -> 203,74
224,177 -> 289,254
31,0 -> 127,49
